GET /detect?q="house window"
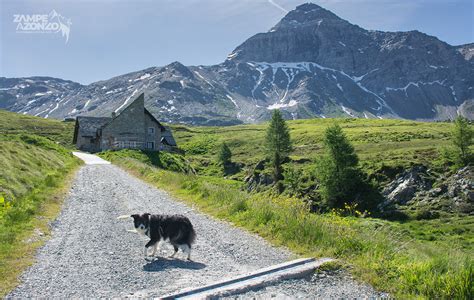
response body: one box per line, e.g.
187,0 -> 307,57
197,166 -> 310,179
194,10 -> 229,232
146,142 -> 155,149
115,141 -> 141,149
148,127 -> 155,134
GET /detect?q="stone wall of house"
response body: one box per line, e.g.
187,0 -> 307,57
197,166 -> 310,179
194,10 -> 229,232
101,94 -> 146,150
76,135 -> 92,152
76,135 -> 101,152
144,112 -> 162,151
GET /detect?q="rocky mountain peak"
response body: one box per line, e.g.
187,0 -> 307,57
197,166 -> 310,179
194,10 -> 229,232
227,2 -> 360,63
295,2 -> 323,11
272,2 -> 341,30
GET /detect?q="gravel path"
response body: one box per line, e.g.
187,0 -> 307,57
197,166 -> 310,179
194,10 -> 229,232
219,268 -> 388,299
8,160 -> 384,298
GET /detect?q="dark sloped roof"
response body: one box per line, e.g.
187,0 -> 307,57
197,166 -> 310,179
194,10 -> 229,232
160,136 -> 173,146
161,126 -> 177,146
77,116 -> 111,137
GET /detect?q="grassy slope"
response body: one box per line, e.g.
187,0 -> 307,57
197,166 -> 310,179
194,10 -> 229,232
0,109 -> 75,147
171,118 -> 453,179
100,118 -> 472,298
0,110 -> 80,296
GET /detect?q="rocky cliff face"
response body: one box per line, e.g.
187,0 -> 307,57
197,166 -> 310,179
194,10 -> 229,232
227,3 -> 473,120
380,166 -> 473,215
1,3 -> 472,124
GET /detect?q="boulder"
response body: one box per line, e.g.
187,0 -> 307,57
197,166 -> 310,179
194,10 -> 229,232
382,166 -> 433,206
245,159 -> 273,192
381,165 -> 473,214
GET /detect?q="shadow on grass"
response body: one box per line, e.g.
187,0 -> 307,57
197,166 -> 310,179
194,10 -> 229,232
143,257 -> 206,272
223,162 -> 241,176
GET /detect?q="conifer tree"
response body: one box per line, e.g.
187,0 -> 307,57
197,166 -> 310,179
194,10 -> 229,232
265,110 -> 292,190
315,123 -> 360,208
452,116 -> 473,166
218,142 -> 232,166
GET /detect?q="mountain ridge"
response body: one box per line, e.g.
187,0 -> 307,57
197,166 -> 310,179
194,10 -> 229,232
1,2 -> 472,124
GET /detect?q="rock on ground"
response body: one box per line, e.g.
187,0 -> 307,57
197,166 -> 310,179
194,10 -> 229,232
380,165 -> 473,214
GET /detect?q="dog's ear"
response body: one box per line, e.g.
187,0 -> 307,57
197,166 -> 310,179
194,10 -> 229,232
131,214 -> 139,219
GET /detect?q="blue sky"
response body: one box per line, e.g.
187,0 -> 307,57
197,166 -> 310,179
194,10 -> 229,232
1,0 -> 472,84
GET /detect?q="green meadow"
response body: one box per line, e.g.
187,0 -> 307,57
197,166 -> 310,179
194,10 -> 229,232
172,118 -> 453,180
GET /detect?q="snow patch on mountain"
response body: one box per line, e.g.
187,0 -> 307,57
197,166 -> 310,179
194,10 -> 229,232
227,94 -> 239,108
341,105 -> 355,117
267,99 -> 298,110
134,73 -> 151,81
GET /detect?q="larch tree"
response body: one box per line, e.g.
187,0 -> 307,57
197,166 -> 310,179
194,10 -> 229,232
315,123 -> 360,208
265,110 -> 292,192
452,116 -> 473,167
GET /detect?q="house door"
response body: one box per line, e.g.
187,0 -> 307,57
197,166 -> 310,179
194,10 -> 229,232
146,141 -> 155,150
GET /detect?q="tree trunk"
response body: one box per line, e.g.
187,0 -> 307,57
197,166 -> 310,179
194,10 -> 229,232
273,152 -> 283,193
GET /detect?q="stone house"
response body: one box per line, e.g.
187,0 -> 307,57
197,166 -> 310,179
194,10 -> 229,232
73,93 -> 177,152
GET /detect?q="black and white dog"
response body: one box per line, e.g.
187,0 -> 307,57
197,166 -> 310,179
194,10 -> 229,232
131,213 -> 196,260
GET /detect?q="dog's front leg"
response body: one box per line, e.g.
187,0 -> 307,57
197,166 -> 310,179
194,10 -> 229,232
151,242 -> 159,257
144,239 -> 157,259
169,245 -> 178,258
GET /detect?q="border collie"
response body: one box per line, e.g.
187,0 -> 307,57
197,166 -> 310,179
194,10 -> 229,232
131,213 -> 196,260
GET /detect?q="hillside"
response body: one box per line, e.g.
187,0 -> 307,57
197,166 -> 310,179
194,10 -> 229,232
171,118 -> 453,178
1,3 -> 472,124
0,110 -> 79,296
172,118 -> 474,216
0,109 -> 75,147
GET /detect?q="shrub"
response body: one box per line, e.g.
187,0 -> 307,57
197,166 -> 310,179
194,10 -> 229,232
282,165 -> 303,196
452,116 -> 473,167
415,209 -> 440,220
217,142 -> 232,166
